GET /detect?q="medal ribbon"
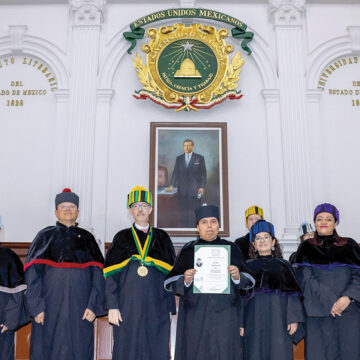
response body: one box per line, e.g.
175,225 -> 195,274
131,226 -> 153,265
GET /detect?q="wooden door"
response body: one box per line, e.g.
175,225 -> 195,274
14,319 -> 114,360
14,323 -> 31,360
95,317 -> 113,360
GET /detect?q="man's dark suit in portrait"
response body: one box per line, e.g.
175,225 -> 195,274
167,139 -> 206,227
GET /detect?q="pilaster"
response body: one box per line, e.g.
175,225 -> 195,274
262,89 -> 286,242
306,89 -> 324,209
92,89 -> 114,252
66,0 -> 106,231
270,0 -> 312,256
51,90 -> 71,222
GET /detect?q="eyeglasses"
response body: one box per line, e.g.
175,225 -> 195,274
254,234 -> 272,242
131,203 -> 150,209
58,204 -> 77,210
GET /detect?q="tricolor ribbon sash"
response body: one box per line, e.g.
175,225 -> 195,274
132,226 -> 153,264
103,227 -> 173,277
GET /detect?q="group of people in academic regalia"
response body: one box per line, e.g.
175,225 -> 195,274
235,203 -> 360,360
0,186 -> 359,360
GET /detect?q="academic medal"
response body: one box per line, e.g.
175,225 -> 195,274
131,226 -> 153,277
137,265 -> 149,277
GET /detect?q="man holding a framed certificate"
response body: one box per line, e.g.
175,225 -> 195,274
165,204 -> 255,360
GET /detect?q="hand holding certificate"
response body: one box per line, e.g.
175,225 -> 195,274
193,245 -> 231,294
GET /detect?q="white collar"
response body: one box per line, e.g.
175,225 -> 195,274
134,223 -> 149,231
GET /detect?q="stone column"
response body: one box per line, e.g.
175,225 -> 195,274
306,89 -> 324,208
262,89 -> 287,240
66,0 -> 106,231
270,0 -> 312,256
51,89 -> 71,221
91,89 -> 114,252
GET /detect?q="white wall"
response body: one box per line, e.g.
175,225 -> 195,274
0,55 -> 57,242
0,0 -> 359,256
105,40 -> 270,242
306,4 -> 360,54
318,58 -> 360,239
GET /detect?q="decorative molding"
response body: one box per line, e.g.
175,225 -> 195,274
97,88 -> 114,103
270,0 -> 305,26
262,88 -> 280,103
70,0 -> 106,26
0,32 -> 68,89
250,34 -> 278,89
99,32 -> 128,88
8,25 -> 28,53
54,89 -> 70,103
348,26 -> 360,55
306,89 -> 322,103
307,36 -> 352,89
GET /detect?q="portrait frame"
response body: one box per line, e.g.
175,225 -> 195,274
149,122 -> 229,237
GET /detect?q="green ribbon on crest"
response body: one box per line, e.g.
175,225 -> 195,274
123,27 -> 146,55
123,8 -> 254,55
231,27 -> 254,56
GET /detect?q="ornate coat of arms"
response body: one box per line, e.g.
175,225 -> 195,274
132,23 -> 245,111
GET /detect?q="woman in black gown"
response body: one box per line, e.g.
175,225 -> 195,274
294,203 -> 360,360
242,220 -> 305,360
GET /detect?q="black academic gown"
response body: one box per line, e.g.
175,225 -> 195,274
104,226 -> 176,360
165,237 -> 254,360
25,222 -> 105,360
294,234 -> 360,360
0,247 -> 27,360
235,233 -> 250,260
243,256 -> 305,360
288,251 -> 297,265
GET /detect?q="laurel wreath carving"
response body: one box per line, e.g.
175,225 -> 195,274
132,54 -> 162,97
214,51 -> 244,96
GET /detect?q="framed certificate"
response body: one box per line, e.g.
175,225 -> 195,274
193,245 -> 230,294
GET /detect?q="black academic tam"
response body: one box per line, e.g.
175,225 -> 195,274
165,237 -> 255,360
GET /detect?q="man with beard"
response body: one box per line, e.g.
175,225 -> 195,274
104,186 -> 176,360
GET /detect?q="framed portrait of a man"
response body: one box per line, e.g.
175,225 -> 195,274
149,122 -> 229,237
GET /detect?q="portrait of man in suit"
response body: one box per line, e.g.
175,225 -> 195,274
151,123 -> 228,235
166,139 -> 207,227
